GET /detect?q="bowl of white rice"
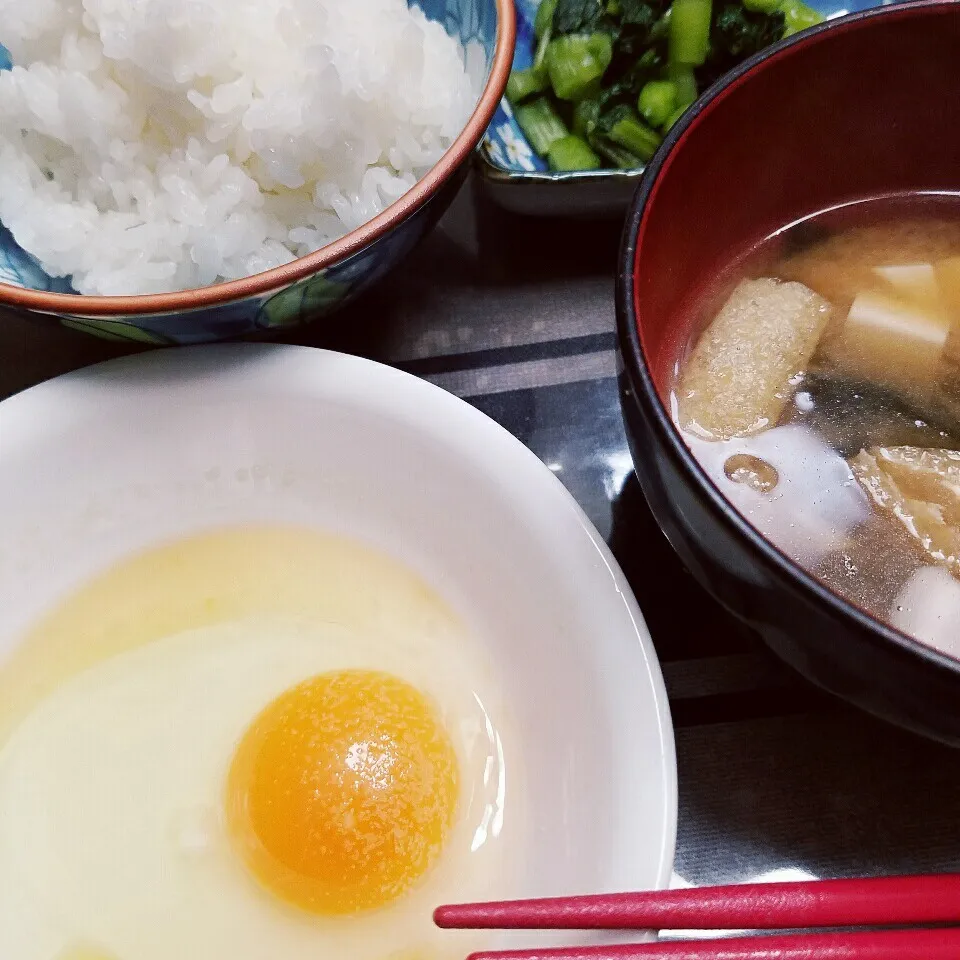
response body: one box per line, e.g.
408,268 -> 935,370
0,0 -> 514,343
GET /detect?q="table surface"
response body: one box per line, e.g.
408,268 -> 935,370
3,173 -> 960,896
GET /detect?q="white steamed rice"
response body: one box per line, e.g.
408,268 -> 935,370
0,0 -> 482,295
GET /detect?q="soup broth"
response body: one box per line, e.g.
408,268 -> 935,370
672,195 -> 960,657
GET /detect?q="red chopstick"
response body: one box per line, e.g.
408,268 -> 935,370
434,874 -> 960,931
463,927 -> 960,960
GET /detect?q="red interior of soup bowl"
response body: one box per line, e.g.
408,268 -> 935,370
631,0 -> 960,394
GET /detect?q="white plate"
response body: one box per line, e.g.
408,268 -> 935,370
0,343 -> 676,948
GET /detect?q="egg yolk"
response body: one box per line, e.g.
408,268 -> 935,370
226,669 -> 459,915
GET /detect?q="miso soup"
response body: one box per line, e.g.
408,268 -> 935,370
672,195 -> 960,657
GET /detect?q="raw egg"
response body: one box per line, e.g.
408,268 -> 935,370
0,528 -> 513,960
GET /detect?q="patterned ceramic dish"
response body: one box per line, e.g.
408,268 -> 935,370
0,0 -> 515,344
476,0 -> 886,217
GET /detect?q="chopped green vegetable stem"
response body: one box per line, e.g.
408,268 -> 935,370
573,98 -> 601,137
667,63 -> 698,107
608,111 -> 662,160
663,103 -> 689,130
590,138 -> 645,169
652,6 -> 672,38
507,68 -> 549,105
535,0 -> 559,40
548,134 -> 603,170
638,79 -> 678,127
669,0 -> 713,65
780,0 -> 824,35
533,28 -> 553,76
546,32 -> 614,101
515,97 -> 570,156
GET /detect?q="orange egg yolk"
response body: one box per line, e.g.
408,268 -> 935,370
226,669 -> 459,915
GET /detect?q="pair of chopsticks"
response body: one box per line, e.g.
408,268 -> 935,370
434,874 -> 960,958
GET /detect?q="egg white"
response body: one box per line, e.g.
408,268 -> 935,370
0,593 -> 511,959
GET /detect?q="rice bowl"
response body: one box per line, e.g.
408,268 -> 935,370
0,0 -> 489,296
0,0 -> 512,345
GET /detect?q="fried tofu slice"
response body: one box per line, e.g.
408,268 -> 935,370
677,278 -> 833,440
850,445 -> 960,577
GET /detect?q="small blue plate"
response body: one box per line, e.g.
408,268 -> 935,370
477,0 -> 894,216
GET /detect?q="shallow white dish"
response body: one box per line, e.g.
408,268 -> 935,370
0,343 -> 676,950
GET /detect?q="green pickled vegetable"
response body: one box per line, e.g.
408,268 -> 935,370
663,103 -> 688,130
696,5 -> 785,89
507,68 -> 549,104
532,0 -> 561,79
548,134 -> 603,170
573,97 -> 601,137
514,0 -> 806,172
590,139 -> 644,168
535,0 -> 559,39
515,97 -> 570,156
780,0 -> 824,35
545,32 -> 614,100
667,63 -> 698,107
637,80 -> 678,127
586,103 -> 661,167
606,106 -> 661,159
669,0 -> 713,65
533,31 -> 552,77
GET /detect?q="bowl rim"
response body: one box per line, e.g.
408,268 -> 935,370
0,0 -> 516,316
617,0 -> 960,678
